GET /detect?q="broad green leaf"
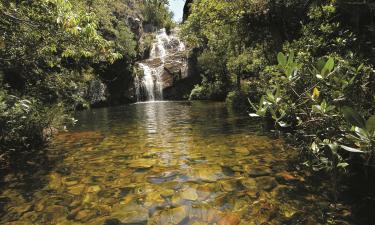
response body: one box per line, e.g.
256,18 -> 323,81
321,57 -> 334,76
342,106 -> 366,129
325,57 -> 335,72
365,115 -> 375,132
354,127 -> 370,140
357,63 -> 364,72
316,58 -> 326,71
337,162 -> 349,168
340,145 -> 364,153
277,52 -> 286,66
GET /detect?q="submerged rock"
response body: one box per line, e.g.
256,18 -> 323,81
255,176 -> 278,191
148,171 -> 179,184
111,204 -> 149,224
75,209 -> 97,222
48,173 -> 62,190
244,166 -> 272,177
128,158 -> 157,169
67,184 -> 85,195
218,213 -> 241,225
159,206 -> 189,224
180,188 -> 198,201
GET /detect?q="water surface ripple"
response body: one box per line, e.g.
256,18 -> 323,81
0,101 -> 329,224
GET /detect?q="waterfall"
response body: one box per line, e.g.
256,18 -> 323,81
134,28 -> 186,102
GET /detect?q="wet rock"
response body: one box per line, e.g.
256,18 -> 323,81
192,165 -> 223,181
159,206 -> 189,224
180,188 -> 198,201
190,206 -> 221,223
68,184 -> 85,195
82,193 -> 98,205
196,185 -> 212,200
34,199 -> 46,212
160,189 -> 175,198
250,202 -> 279,224
75,209 -> 97,222
20,211 -> 38,222
244,166 -> 272,177
218,213 -> 241,225
233,147 -> 250,155
45,205 -> 68,218
220,180 -> 237,192
11,204 -> 32,216
48,173 -> 62,190
128,158 -> 157,169
144,191 -> 165,208
87,185 -> 101,193
111,204 -> 149,224
239,178 -> 257,190
275,171 -> 300,183
255,176 -> 278,191
148,171 -> 179,184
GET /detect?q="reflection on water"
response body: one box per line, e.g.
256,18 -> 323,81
0,101 -> 332,224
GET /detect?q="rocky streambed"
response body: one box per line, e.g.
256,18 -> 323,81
0,102 -> 350,224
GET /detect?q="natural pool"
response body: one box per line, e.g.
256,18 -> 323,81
0,101 -> 337,224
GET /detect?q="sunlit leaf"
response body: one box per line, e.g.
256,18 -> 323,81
277,52 -> 286,66
340,145 -> 364,153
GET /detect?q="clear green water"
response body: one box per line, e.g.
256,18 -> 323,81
0,101 -> 330,225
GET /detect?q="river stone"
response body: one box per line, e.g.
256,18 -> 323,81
68,184 -> 85,195
160,189 -> 175,198
275,171 -> 299,183
87,185 -> 101,193
196,185 -> 212,200
233,147 -> 250,155
144,192 -> 165,208
189,205 -> 221,223
148,171 -> 179,184
255,176 -> 278,191
75,209 -> 96,222
244,166 -> 272,177
180,188 -> 198,201
111,204 -> 149,224
220,180 -> 237,192
218,213 -> 241,225
128,158 -> 157,169
239,178 -> 257,190
159,206 -> 189,224
48,173 -> 62,190
12,204 -> 32,215
34,199 -> 46,212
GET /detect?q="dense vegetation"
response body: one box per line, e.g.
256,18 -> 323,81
182,0 -> 375,179
0,0 -> 173,168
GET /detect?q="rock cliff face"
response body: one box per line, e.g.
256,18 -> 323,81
183,0 -> 194,21
134,28 -> 191,101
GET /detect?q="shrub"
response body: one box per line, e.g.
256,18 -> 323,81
189,85 -> 206,100
0,89 -> 72,168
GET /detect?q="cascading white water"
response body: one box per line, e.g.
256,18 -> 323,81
135,28 -> 186,102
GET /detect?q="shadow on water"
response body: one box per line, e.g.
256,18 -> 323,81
0,148 -> 59,217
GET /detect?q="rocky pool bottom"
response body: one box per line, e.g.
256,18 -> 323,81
0,101 -> 356,224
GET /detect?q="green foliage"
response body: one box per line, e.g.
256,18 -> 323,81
184,0 -> 375,177
0,89 -> 72,165
0,0 -> 146,164
141,0 -> 174,29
